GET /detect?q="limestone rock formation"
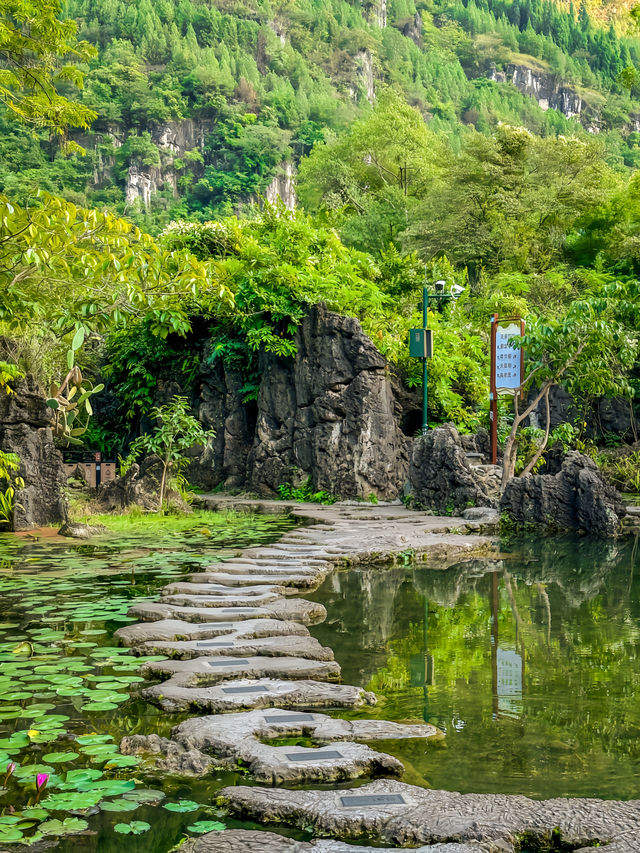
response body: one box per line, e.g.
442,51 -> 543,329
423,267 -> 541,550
248,305 -> 409,500
95,454 -> 190,513
489,63 -> 594,124
500,451 -> 625,536
408,425 -> 496,513
0,377 -> 67,529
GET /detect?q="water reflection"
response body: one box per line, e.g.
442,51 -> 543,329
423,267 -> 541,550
309,535 -> 640,799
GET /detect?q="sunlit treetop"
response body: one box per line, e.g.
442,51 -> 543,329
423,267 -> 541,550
0,0 -> 96,140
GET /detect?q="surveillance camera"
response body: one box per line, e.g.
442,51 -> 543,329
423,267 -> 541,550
450,283 -> 465,296
434,279 -> 446,292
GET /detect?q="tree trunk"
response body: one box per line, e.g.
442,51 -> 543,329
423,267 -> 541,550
158,458 -> 169,510
521,385 -> 551,477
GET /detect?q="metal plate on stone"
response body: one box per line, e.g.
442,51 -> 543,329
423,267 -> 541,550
222,608 -> 257,612
339,794 -> 407,808
264,713 -> 315,723
221,685 -> 269,694
285,751 -> 343,762
206,659 -> 249,667
197,642 -> 235,648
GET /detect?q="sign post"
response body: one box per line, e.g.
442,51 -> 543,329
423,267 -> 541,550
409,282 -> 453,435
490,316 -> 525,464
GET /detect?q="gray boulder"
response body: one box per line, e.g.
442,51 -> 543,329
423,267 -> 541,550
0,377 -> 67,530
408,425 -> 496,514
95,454 -> 190,513
58,521 -> 108,538
500,451 -> 625,536
248,304 -> 409,500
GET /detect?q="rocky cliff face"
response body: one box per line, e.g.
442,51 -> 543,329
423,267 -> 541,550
191,305 -> 411,500
500,451 -> 625,536
265,162 -> 297,211
0,379 -> 67,530
489,64 -> 597,127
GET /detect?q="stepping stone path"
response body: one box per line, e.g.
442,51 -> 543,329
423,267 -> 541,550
118,500 -> 635,851
171,708 -> 439,783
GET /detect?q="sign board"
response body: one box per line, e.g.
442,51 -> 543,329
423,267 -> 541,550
497,647 -> 523,719
493,322 -> 523,395
409,328 -> 433,359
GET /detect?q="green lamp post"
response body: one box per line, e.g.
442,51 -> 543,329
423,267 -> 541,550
409,279 -> 455,435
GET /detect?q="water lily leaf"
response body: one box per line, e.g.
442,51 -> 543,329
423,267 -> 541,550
114,821 -> 150,835
104,755 -> 140,768
13,764 -> 54,779
100,799 -> 139,812
0,826 -> 23,841
187,821 -> 226,833
80,702 -> 118,712
21,808 -> 49,820
41,791 -> 103,810
43,752 -> 79,763
39,817 -> 88,836
163,800 -> 199,813
64,768 -> 103,783
75,734 -> 114,745
122,788 -> 165,803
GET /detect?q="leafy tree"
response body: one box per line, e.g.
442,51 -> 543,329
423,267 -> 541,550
0,0 -> 97,139
129,395 -> 213,508
406,124 -> 617,275
501,286 -> 639,486
0,191 -> 234,379
298,88 -> 443,253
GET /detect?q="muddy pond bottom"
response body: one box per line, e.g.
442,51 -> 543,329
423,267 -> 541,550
308,534 -> 640,801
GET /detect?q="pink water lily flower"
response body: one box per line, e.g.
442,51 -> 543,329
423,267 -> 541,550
36,773 -> 49,790
2,762 -> 16,784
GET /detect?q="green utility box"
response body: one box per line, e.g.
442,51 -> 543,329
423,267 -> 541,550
409,328 -> 433,359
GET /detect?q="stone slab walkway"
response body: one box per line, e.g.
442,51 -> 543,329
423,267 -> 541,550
217,780 -> 640,851
118,500 -> 637,851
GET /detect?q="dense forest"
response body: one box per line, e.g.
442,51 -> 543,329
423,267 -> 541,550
4,0 -> 640,227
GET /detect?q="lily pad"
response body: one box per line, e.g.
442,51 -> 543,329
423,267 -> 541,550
188,821 -> 226,833
100,799 -> 139,812
163,800 -> 199,813
38,817 -> 88,836
43,752 -> 79,763
114,821 -> 151,835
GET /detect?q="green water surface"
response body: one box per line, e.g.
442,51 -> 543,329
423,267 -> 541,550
1,519 -> 639,850
308,534 -> 640,801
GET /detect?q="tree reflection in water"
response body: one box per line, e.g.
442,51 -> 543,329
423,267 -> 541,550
308,534 -> 640,799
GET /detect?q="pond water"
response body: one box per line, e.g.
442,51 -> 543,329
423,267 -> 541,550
1,517 -> 639,850
309,534 -> 640,802
0,512 -> 295,850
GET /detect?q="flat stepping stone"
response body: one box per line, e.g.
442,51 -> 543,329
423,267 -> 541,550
142,677 -> 375,713
189,572 -> 320,588
128,598 -> 327,625
132,635 -> 334,661
179,830 -> 492,853
141,656 -> 341,687
161,591 -> 283,608
115,618 -> 310,646
171,708 -> 438,783
218,779 -> 640,849
162,582 -> 286,596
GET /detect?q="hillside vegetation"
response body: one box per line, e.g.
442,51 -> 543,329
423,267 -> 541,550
3,0 -> 640,228
3,0 -> 640,497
